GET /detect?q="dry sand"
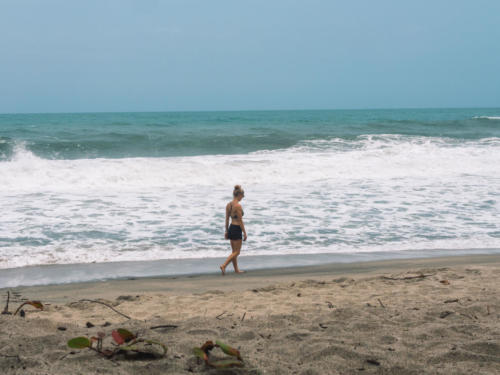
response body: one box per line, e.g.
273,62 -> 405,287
1,254 -> 499,374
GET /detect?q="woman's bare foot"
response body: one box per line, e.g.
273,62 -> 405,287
220,265 -> 226,276
235,270 -> 245,274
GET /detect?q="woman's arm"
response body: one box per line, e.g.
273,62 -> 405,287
238,206 -> 247,241
224,203 -> 230,239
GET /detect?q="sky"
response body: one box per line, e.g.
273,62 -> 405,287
1,0 -> 499,113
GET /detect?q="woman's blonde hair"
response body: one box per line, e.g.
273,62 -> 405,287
233,185 -> 244,197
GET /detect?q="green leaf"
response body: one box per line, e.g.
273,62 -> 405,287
68,337 -> 91,349
216,340 -> 242,360
193,347 -> 208,362
208,359 -> 245,368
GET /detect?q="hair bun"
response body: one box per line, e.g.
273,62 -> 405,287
234,185 -> 241,190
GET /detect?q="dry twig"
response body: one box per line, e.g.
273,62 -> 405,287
216,311 -> 227,320
2,291 -> 11,315
79,299 -> 131,320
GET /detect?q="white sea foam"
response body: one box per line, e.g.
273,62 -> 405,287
473,116 -> 500,120
1,135 -> 499,191
0,135 -> 499,271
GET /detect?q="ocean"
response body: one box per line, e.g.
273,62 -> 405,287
1,108 -> 499,286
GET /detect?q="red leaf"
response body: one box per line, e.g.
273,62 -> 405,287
112,330 -> 125,345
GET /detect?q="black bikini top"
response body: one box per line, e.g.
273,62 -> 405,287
229,203 -> 243,219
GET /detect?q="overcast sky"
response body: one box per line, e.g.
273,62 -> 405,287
1,0 -> 499,113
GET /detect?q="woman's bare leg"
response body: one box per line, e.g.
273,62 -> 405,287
220,240 -> 243,275
231,240 -> 244,273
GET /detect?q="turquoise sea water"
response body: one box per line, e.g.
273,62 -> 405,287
1,108 -> 499,286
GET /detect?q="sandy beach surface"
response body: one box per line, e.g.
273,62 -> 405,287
1,254 -> 499,374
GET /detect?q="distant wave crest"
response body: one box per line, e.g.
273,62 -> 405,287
473,116 -> 500,120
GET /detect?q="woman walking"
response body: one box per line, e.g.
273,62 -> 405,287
220,185 -> 247,275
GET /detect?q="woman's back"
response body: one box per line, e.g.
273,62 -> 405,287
227,200 -> 243,225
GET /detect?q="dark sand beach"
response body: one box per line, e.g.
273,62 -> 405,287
1,254 -> 499,374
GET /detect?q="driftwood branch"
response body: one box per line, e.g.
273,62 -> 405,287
150,324 -> 178,330
382,273 -> 434,281
241,312 -> 246,322
79,299 -> 131,320
377,298 -> 385,308
2,291 -> 11,315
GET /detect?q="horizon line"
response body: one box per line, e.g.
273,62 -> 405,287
1,105 -> 499,116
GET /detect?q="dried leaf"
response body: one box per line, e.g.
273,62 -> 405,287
68,337 -> 91,349
201,340 -> 215,353
208,359 -> 245,368
216,340 -> 242,361
101,349 -> 115,358
27,301 -> 44,310
14,301 -> 44,316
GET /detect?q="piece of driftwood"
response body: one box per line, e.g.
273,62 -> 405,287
2,291 -> 11,315
241,312 -> 246,322
444,299 -> 459,304
382,273 -> 434,281
378,298 -> 385,308
150,324 -> 178,330
79,299 -> 131,320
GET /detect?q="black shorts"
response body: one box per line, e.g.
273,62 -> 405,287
228,224 -> 242,240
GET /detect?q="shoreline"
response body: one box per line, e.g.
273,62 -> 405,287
2,248 -> 500,288
4,253 -> 500,302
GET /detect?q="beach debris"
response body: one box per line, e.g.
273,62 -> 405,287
440,280 -> 450,285
297,293 -> 302,297
78,299 -> 131,320
2,291 -> 12,315
216,311 -> 227,320
58,326 -> 67,331
192,340 -> 244,369
382,273 -> 434,281
150,324 -> 178,330
14,301 -> 44,316
319,323 -> 328,329
440,311 -> 453,319
366,358 -> 381,366
326,301 -> 334,309
241,312 -> 247,322
377,298 -> 386,308
86,322 -> 95,328
67,328 -> 167,359
444,298 -> 459,304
